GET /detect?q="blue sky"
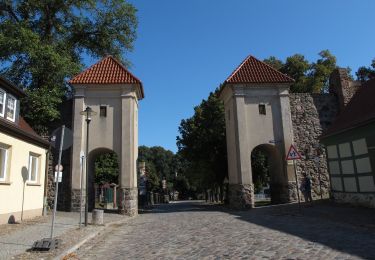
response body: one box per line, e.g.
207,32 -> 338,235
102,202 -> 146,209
91,1 -> 375,153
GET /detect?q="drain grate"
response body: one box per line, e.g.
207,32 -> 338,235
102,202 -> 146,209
31,238 -> 60,251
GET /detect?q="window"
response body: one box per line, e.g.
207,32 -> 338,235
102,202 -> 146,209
0,89 -> 5,117
6,95 -> 16,122
0,147 -> 8,181
258,104 -> 266,115
100,106 -> 107,117
28,154 -> 39,183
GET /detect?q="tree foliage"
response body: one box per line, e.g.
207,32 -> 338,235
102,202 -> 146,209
263,50 -> 337,93
138,146 -> 177,180
176,88 -> 227,192
94,152 -> 119,184
251,149 -> 269,193
356,58 -> 375,82
0,0 -> 137,133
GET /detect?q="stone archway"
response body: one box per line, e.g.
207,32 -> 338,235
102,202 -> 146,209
219,55 -> 296,209
88,148 -> 119,211
69,56 -> 144,216
251,144 -> 288,205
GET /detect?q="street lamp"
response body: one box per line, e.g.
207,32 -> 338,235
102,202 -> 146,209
80,106 -> 97,226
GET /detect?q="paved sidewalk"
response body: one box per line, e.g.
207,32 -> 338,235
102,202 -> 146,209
0,211 -> 126,260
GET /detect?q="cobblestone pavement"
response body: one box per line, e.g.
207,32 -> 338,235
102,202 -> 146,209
74,201 -> 375,260
0,211 -> 124,260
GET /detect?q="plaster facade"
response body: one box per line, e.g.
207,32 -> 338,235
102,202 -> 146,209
220,57 -> 360,209
220,84 -> 295,208
0,131 -> 47,224
70,84 -> 141,216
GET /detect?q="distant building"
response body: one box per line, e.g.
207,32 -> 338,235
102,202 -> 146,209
321,78 -> 375,207
0,77 -> 49,224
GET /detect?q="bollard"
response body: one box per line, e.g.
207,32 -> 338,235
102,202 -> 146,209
92,209 -> 104,225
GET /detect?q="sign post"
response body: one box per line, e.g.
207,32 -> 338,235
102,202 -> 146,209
50,126 -> 65,239
286,144 -> 302,211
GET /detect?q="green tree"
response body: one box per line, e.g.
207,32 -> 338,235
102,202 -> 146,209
251,149 -> 269,193
177,88 -> 227,194
263,56 -> 284,71
94,152 -> 119,184
356,58 -> 375,82
144,162 -> 160,192
138,146 -> 176,181
175,175 -> 190,199
263,50 -> 338,93
280,54 -> 310,93
0,0 -> 137,133
308,50 -> 337,93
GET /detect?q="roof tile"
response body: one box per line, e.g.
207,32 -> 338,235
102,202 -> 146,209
69,56 -> 142,85
225,55 -> 294,84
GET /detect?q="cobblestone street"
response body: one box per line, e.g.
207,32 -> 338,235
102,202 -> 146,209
74,201 -> 375,260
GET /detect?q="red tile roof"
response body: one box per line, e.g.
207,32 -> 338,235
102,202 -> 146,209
225,55 -> 294,84
69,55 -> 144,98
321,78 -> 375,138
19,117 -> 38,136
70,56 -> 141,85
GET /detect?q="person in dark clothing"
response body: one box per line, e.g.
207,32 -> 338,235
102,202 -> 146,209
301,173 -> 313,203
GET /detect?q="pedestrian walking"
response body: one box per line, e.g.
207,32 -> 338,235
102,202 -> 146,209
300,173 -> 313,203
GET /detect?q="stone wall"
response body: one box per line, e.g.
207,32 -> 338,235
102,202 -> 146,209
289,93 -> 339,201
332,192 -> 375,208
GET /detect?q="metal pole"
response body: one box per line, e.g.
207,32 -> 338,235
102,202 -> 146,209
79,155 -> 84,228
293,159 -> 301,212
51,125 -> 65,239
85,119 -> 90,226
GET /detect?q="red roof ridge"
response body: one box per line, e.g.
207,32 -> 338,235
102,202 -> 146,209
69,55 -> 144,98
226,55 -> 252,83
107,56 -> 143,85
225,54 -> 294,84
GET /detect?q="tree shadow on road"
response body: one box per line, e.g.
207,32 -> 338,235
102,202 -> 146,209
144,200 -> 375,259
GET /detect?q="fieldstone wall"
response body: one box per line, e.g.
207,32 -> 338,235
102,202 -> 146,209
289,93 -> 339,201
332,192 -> 375,208
119,188 -> 138,216
228,184 -> 254,209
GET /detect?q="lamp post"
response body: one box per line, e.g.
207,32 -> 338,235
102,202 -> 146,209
80,106 -> 97,226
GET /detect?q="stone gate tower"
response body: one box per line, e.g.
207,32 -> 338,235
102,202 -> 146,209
69,56 -> 144,216
219,55 -> 295,209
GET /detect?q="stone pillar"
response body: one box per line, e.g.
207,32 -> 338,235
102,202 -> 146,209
70,88 -> 86,211
119,86 -> 138,216
228,184 -> 254,209
119,188 -> 138,216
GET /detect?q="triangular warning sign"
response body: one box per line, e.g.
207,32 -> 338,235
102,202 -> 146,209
286,144 -> 301,160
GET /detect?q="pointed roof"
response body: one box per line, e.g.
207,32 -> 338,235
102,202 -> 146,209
69,56 -> 144,98
225,55 -> 294,84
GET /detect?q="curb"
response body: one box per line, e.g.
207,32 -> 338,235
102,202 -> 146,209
54,217 -> 133,260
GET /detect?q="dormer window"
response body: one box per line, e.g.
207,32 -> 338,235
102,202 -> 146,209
6,95 -> 16,122
0,89 -> 5,117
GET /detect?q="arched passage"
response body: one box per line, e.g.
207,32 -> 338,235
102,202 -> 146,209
251,144 -> 288,205
88,148 -> 119,211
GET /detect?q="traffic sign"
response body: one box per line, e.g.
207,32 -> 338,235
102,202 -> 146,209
50,127 -> 73,151
55,164 -> 63,172
286,144 -> 301,160
54,172 -> 62,183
